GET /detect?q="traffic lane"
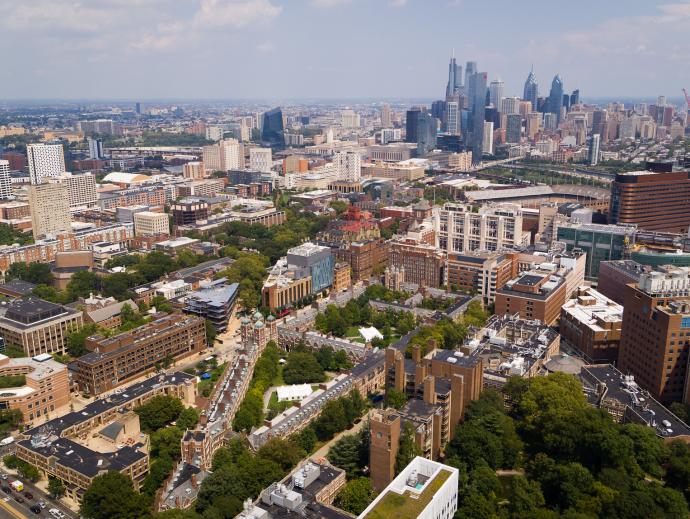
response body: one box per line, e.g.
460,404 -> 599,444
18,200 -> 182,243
0,478 -> 76,519
0,497 -> 27,519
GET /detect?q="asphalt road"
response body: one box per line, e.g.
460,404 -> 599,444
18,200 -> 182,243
0,471 -> 77,519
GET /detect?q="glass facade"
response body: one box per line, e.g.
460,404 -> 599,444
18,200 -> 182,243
261,107 -> 284,145
557,226 -> 631,279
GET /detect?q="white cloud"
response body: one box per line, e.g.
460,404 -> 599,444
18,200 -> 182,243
194,0 -> 282,28
310,0 -> 351,8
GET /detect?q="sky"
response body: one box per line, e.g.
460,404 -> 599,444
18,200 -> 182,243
1,0 -> 689,101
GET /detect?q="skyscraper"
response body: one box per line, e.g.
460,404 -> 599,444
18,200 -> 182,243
445,101 -> 460,135
446,55 -> 462,98
468,72 -> 487,163
380,103 -> 392,127
405,108 -> 421,143
0,160 -> 10,200
87,138 -> 103,160
465,61 -> 476,83
588,134 -> 601,166
416,112 -> 437,157
28,181 -> 71,239
548,75 -> 564,124
333,150 -> 361,182
506,114 -> 522,144
482,121 -> 494,155
523,67 -> 538,111
489,78 -> 504,110
261,107 -> 284,145
570,89 -> 580,107
27,143 -> 65,185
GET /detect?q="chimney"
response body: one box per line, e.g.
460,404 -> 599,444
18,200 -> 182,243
191,473 -> 198,489
412,345 -> 422,365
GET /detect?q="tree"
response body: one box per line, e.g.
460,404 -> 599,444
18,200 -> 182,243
283,351 -> 326,384
66,271 -> 101,300
336,478 -> 377,515
66,323 -> 99,357
395,421 -> 422,475
328,433 -> 366,478
507,476 -> 546,517
134,395 -> 184,433
205,319 -> 217,347
290,427 -> 317,454
383,388 -> 407,410
48,477 -> 66,499
256,438 -> 306,472
80,472 -> 151,519
26,263 -> 53,285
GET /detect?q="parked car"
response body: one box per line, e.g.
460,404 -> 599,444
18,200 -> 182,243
14,496 -> 24,503
50,509 -> 67,519
1,487 -> 10,494
30,504 -> 41,514
24,491 -> 33,500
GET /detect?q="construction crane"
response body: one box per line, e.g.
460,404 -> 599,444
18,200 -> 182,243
683,88 -> 690,110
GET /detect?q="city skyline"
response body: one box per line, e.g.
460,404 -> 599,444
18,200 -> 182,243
1,0 -> 689,100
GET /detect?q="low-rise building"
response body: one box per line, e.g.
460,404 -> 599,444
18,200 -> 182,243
494,267 -> 568,325
560,287 -> 623,363
0,353 -> 70,423
0,298 -> 84,356
70,313 -> 206,395
80,295 -> 137,329
183,279 -> 238,332
133,211 -> 170,237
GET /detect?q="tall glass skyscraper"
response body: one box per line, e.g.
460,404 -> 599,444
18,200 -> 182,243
261,107 -> 284,145
446,56 -> 462,98
405,108 -> 421,143
416,112 -> 438,157
523,67 -> 538,111
548,75 -> 564,124
469,71 -> 487,163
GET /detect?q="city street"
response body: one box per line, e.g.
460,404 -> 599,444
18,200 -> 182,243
0,470 -> 76,519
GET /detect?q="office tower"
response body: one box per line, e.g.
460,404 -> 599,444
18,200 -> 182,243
28,181 -> 71,239
0,161 -> 10,200
562,94 -> 571,112
405,108 -> 421,143
543,113 -> 557,131
500,97 -> 520,115
548,74 -> 564,124
87,138 -> 104,160
202,144 -> 222,172
435,202 -> 528,253
657,95 -> 667,107
592,110 -> 608,137
446,55 -> 462,97
416,112 -> 438,157
135,102 -> 141,114
183,161 -> 205,180
261,107 -> 284,145
27,143 -> 65,185
663,106 -> 674,127
133,211 -> 170,236
588,134 -> 601,165
609,168 -> 690,233
445,101 -> 460,135
61,172 -> 97,210
523,67 -> 538,110
341,109 -> 360,128
249,147 -> 273,173
505,114 -> 522,143
489,78 -> 504,109
570,89 -> 580,106
380,103 -> 392,127
482,121 -> 494,154
333,150 -> 361,182
465,61 -> 476,84
526,112 -> 542,139
618,267 -> 690,403
431,100 -> 445,122
469,72 -> 487,163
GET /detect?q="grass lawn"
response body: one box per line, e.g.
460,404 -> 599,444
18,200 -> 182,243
266,390 -> 294,419
197,362 -> 227,398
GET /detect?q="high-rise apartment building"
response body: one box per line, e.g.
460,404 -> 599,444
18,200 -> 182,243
341,109 -> 360,129
469,72 -> 487,163
27,143 -> 65,185
333,151 -> 361,182
61,172 -> 97,210
435,202 -> 529,254
609,169 -> 690,233
416,112 -> 437,157
618,267 -> 690,403
444,101 -> 460,135
505,113 -> 522,143
0,160 -> 11,200
28,181 -> 71,239
526,112 -> 542,139
548,74 -> 564,124
589,134 -> 601,165
182,161 -> 204,180
500,96 -> 520,115
380,103 -> 392,128
87,138 -> 104,160
249,147 -> 273,173
482,121 -> 494,154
